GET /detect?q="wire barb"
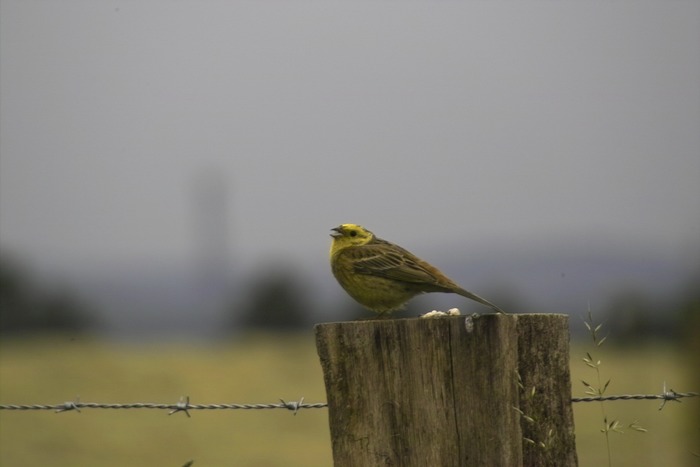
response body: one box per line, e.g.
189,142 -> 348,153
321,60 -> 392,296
56,397 -> 81,413
658,382 -> 682,411
169,396 -> 191,417
280,397 -> 304,415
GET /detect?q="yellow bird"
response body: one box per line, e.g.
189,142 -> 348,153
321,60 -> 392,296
329,223 -> 505,315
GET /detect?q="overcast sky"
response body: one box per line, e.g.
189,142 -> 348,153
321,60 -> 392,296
1,1 -> 699,276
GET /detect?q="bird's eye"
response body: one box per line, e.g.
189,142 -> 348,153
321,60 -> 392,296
349,230 -> 357,237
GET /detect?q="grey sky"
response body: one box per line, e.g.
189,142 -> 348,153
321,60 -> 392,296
1,1 -> 699,275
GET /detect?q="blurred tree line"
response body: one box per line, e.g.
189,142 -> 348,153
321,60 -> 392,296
1,250 -> 698,343
233,266 -> 311,330
0,253 -> 93,335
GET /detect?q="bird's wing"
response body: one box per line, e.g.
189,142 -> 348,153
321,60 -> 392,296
347,243 -> 440,285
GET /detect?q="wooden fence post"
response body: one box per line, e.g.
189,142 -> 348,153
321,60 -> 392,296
315,314 -> 577,467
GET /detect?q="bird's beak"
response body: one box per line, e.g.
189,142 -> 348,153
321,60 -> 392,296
330,226 -> 343,238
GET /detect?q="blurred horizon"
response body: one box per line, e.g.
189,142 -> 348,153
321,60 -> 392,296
2,233 -> 696,341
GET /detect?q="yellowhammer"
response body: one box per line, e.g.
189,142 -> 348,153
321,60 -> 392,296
329,223 -> 506,315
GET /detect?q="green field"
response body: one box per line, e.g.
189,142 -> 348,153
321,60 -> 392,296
0,332 -> 697,466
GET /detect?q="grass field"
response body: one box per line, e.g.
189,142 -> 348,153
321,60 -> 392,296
0,331 -> 697,466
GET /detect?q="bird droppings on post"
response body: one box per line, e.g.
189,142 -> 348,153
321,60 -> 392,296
419,307 -> 461,318
465,314 -> 476,333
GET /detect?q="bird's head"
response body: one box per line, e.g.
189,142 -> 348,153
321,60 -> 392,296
330,224 -> 374,253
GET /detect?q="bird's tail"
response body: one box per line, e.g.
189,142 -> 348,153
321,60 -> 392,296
456,287 -> 507,314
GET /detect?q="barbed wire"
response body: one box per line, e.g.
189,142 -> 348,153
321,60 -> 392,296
572,391 -> 698,409
0,397 -> 326,416
1,388 -> 697,416
571,382 -> 698,410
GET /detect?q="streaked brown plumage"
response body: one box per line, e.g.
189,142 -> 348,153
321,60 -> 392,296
329,224 -> 505,315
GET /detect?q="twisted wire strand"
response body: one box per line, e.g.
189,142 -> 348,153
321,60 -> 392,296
0,398 -> 328,415
1,391 -> 697,414
571,391 -> 698,403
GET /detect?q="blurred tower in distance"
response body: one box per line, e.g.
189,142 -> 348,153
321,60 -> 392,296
192,168 -> 232,299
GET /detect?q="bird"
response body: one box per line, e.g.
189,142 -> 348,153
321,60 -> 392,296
329,223 -> 506,315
